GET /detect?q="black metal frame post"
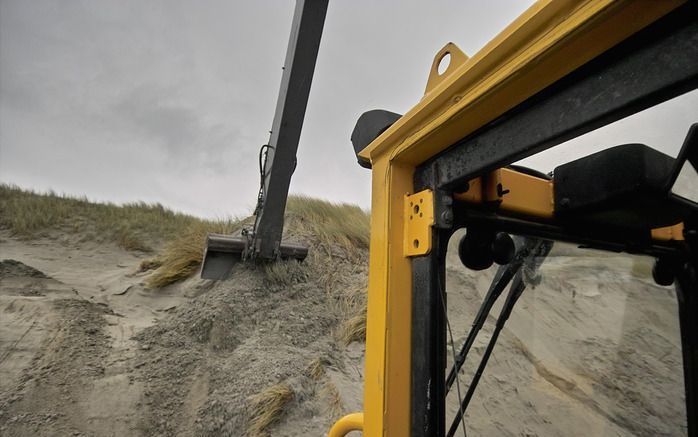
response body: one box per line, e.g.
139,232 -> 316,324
411,228 -> 451,437
676,216 -> 698,436
254,0 -> 329,259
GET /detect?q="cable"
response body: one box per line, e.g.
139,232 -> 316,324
447,273 -> 526,437
445,238 -> 553,437
254,144 -> 273,217
445,265 -> 512,392
437,270 -> 468,437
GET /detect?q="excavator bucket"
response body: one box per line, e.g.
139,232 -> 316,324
200,234 -> 247,280
200,234 -> 308,280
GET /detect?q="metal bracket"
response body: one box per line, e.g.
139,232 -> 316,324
424,43 -> 469,95
404,189 -> 435,257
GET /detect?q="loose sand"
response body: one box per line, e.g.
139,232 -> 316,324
0,228 -> 687,436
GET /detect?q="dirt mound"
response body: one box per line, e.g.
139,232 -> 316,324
0,259 -> 49,279
132,257 -> 364,436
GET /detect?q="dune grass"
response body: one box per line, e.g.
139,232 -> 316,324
246,383 -> 295,437
0,184 -> 208,251
284,195 -> 370,253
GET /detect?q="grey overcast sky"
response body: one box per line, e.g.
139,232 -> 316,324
1,1 -> 697,219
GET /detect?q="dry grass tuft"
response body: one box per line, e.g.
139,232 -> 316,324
330,283 -> 368,346
338,311 -> 367,346
145,220 -> 242,288
138,258 -> 163,273
305,357 -> 330,381
246,383 -> 295,437
263,259 -> 308,286
319,381 -> 344,420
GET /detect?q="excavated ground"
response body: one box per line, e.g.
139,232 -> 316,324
0,229 -> 688,436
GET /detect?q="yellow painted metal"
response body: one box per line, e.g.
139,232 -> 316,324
358,0 -> 684,168
334,1 -> 686,436
487,169 -> 555,219
455,168 -> 687,238
455,168 -> 555,219
404,190 -> 435,257
328,413 -> 364,437
455,178 -> 483,204
424,43 -> 469,95
652,223 -> 685,241
362,156 -> 413,437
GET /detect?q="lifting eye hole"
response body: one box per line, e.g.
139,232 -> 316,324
437,52 -> 451,75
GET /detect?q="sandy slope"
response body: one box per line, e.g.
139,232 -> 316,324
0,231 -> 188,436
0,230 -> 363,436
443,232 -> 686,436
0,229 -> 688,436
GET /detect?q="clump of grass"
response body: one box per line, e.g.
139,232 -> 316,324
246,383 -> 295,437
115,225 -> 153,252
319,380 -> 344,419
145,220 -> 242,288
326,282 -> 368,346
338,311 -> 367,346
285,195 -> 370,254
138,258 -> 163,273
263,259 -> 308,286
305,357 -> 330,381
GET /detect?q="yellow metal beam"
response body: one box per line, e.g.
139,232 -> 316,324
455,168 -> 555,219
358,0 -> 684,167
363,157 -> 413,437
652,223 -> 685,241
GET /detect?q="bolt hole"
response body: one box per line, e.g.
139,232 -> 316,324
437,52 -> 451,75
414,205 -> 420,214
419,212 -> 423,218
413,239 -> 420,248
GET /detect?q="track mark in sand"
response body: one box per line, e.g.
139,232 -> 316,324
0,299 -> 113,436
510,336 -> 623,428
183,370 -> 210,433
0,320 -> 37,366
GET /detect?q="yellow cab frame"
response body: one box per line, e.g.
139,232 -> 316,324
330,1 -> 698,436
